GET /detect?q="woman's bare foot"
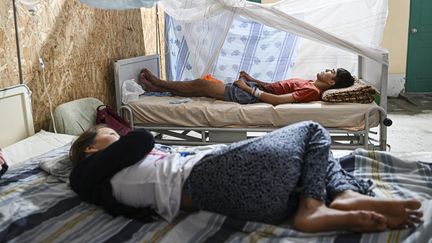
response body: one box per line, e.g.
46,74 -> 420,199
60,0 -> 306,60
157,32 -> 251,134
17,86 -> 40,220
330,190 -> 423,229
293,198 -> 387,233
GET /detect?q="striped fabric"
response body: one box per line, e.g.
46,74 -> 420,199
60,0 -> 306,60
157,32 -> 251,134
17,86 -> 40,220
1,147 -> 431,243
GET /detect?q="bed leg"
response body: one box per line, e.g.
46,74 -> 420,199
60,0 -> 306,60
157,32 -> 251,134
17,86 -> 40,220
119,106 -> 134,130
365,106 -> 391,151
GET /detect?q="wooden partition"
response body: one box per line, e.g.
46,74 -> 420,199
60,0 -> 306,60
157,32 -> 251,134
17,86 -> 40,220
0,0 -> 148,131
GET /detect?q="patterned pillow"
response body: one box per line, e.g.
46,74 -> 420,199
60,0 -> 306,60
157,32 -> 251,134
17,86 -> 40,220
321,79 -> 376,103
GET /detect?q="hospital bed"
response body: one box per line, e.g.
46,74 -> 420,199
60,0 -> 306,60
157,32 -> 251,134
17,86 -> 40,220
2,130 -> 432,242
1,84 -> 431,242
114,55 -> 392,150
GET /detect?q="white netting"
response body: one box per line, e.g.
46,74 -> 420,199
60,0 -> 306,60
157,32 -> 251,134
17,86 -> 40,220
81,0 -> 388,81
160,0 -> 388,81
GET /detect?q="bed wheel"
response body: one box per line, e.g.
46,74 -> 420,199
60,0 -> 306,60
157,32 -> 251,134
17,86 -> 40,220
383,118 -> 392,127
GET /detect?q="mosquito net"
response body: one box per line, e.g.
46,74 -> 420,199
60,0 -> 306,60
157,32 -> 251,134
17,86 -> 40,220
81,0 -> 388,83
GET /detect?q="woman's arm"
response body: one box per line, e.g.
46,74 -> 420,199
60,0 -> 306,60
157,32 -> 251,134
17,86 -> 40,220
72,129 -> 155,185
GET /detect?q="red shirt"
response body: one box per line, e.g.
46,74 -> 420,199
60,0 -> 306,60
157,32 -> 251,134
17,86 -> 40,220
262,78 -> 321,103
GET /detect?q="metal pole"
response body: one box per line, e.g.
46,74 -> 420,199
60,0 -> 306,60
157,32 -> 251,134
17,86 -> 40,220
12,0 -> 24,84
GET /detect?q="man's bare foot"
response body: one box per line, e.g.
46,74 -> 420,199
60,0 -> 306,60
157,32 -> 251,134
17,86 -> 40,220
139,71 -> 162,92
293,198 -> 387,233
142,68 -> 164,86
330,190 -> 422,229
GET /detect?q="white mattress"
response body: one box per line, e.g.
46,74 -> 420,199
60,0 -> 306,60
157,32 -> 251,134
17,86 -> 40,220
128,96 -> 380,131
3,130 -> 76,167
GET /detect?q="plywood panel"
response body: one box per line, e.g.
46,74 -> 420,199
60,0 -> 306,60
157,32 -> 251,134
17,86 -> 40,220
157,6 -> 167,80
0,1 -> 20,88
141,5 -> 166,79
1,0 -> 145,132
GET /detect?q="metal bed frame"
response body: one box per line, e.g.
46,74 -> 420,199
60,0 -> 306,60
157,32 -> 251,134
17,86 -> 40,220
120,105 -> 390,150
114,55 -> 392,150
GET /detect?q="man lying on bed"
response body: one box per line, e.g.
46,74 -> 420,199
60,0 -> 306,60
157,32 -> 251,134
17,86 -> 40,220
139,68 -> 355,105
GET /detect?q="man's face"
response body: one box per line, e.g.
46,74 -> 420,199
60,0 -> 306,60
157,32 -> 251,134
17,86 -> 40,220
317,69 -> 337,85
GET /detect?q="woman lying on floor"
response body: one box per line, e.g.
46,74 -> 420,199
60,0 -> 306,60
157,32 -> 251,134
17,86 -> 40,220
69,121 -> 422,233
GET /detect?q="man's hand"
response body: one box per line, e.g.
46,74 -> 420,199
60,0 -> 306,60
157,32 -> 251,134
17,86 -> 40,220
233,79 -> 250,91
239,71 -> 265,89
239,71 -> 252,81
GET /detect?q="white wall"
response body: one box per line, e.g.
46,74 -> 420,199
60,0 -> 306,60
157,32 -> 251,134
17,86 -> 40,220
382,1 -> 410,96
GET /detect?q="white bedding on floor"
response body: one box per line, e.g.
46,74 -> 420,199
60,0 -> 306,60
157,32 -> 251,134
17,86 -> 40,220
3,130 -> 76,167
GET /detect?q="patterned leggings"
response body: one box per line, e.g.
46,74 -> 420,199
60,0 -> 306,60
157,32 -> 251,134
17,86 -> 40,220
183,121 -> 373,224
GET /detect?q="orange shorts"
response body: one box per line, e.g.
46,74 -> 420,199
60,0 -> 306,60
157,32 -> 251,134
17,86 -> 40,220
202,74 -> 224,84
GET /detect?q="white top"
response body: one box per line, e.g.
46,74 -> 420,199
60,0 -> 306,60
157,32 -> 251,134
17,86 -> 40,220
110,144 -> 225,222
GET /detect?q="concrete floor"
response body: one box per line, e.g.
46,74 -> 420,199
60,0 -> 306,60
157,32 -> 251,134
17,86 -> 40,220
385,94 -> 432,152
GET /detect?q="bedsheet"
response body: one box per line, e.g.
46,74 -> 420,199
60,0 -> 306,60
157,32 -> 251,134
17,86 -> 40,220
2,130 -> 75,167
128,96 -> 380,131
1,144 -> 431,243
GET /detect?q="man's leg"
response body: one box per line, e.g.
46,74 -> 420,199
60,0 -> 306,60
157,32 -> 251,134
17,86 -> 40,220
140,69 -> 226,100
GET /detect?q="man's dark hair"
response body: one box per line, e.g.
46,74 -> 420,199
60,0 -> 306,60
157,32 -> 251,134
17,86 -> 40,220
332,68 -> 355,89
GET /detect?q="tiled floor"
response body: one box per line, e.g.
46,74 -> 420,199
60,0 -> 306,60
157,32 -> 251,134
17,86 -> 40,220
386,94 -> 432,152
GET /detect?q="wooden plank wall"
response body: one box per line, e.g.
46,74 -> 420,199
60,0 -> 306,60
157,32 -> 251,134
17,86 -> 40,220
141,5 -> 166,79
0,0 -> 163,132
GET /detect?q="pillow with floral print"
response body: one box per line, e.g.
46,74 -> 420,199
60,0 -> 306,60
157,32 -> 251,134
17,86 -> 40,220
321,78 -> 376,103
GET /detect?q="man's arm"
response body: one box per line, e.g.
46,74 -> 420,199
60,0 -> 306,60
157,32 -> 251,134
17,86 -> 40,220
258,92 -> 296,105
234,79 -> 295,105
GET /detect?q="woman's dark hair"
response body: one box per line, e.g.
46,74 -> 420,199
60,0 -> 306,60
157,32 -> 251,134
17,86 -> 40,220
332,68 -> 355,89
69,124 -> 108,166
